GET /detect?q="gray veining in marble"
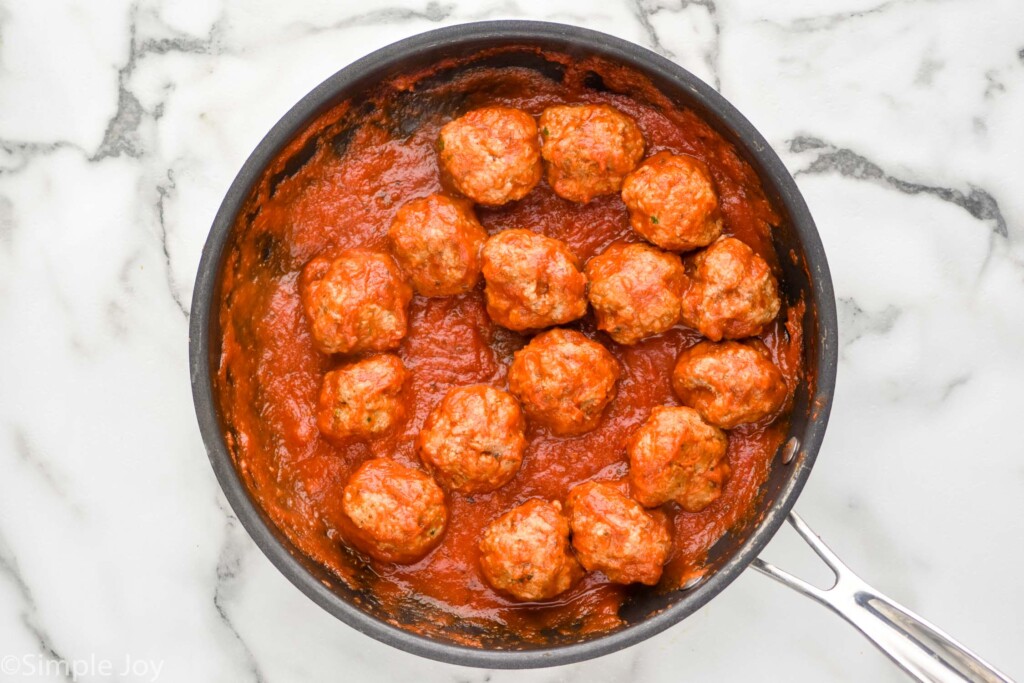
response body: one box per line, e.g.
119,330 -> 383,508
0,1 -> 1022,681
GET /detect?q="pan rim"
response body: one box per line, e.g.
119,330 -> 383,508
188,19 -> 838,669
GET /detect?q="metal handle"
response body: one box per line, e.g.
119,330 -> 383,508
752,512 -> 1014,683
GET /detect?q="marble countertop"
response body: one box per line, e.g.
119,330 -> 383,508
1,0 -> 1022,681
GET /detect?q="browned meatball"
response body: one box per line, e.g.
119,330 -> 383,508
481,229 -> 588,331
388,194 -> 488,297
417,385 -> 527,493
508,328 -> 620,436
628,406 -> 730,512
566,482 -> 672,585
672,341 -> 787,429
539,104 -> 645,203
585,242 -> 686,345
439,107 -> 542,206
341,458 -> 447,564
316,354 -> 408,441
300,249 -> 413,355
478,499 -> 583,601
680,237 -> 781,341
621,152 -> 722,251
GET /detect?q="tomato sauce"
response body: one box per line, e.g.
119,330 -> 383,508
215,50 -> 804,645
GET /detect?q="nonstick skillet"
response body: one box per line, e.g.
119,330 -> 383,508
189,21 -> 1011,682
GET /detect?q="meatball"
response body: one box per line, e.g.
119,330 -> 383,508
478,499 -> 583,601
438,106 -> 542,206
416,385 -> 527,493
508,328 -> 620,436
539,104 -> 645,203
341,458 -> 447,564
585,242 -> 686,345
680,236 -> 781,341
567,482 -> 672,585
300,249 -> 413,355
672,341 -> 787,429
316,354 -> 409,441
628,406 -> 730,512
388,194 -> 488,297
621,152 -> 722,252
481,229 -> 588,331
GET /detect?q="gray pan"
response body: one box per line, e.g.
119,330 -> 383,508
188,21 -> 1009,681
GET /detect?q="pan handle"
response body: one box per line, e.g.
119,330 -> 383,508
751,512 -> 1013,683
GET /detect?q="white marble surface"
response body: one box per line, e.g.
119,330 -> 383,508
1,0 -> 1022,681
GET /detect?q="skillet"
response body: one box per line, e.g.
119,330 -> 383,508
189,21 -> 1010,681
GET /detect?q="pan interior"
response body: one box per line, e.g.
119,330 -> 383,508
197,27 -> 833,666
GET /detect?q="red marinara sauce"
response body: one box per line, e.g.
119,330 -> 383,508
215,50 -> 805,645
